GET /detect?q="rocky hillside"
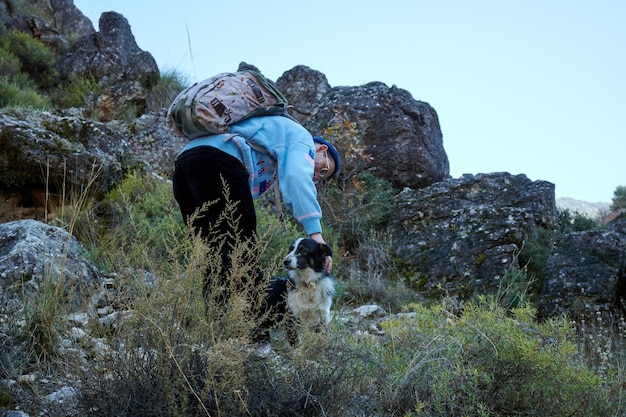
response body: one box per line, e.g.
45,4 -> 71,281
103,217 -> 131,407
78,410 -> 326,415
2,0 -> 625,323
1,0 -> 624,332
1,1 -> 626,415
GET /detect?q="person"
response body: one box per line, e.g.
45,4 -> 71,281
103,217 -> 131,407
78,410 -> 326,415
172,113 -> 340,337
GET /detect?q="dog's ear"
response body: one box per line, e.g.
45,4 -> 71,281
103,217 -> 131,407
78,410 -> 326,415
319,243 -> 333,258
311,242 -> 333,272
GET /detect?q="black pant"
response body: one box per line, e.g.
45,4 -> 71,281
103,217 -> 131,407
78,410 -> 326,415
173,146 -> 287,342
173,146 -> 260,301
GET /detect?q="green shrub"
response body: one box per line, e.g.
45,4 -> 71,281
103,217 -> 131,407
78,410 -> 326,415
93,173 -> 187,272
0,29 -> 56,108
52,75 -> 100,108
0,47 -> 22,79
376,298 -> 620,416
557,208 -> 601,235
92,172 -> 297,276
611,185 -> 626,211
3,30 -> 57,89
517,227 -> 552,297
0,75 -> 51,109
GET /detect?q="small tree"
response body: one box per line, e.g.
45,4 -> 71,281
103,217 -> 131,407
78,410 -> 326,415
610,185 -> 626,211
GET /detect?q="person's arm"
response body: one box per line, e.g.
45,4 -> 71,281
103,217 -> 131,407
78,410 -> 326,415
278,141 -> 324,233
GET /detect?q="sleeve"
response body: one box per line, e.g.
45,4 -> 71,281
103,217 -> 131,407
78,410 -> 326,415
278,141 -> 323,236
231,116 -> 324,235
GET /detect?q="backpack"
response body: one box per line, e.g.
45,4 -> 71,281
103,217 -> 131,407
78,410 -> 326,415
167,70 -> 289,139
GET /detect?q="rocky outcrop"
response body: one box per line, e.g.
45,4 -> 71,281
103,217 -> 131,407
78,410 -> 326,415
538,216 -> 626,323
27,0 -> 94,53
388,172 -> 557,298
0,109 -> 131,196
1,0 -> 624,349
0,219 -> 101,302
275,64 -> 332,125
0,105 -> 189,203
303,80 -> 449,190
0,0 -> 94,56
57,11 -> 159,121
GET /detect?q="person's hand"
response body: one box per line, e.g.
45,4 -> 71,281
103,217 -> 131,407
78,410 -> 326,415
323,256 -> 333,274
310,233 -> 333,274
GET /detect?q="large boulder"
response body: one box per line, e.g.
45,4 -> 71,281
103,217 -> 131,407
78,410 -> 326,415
0,219 -> 101,302
58,11 -> 159,121
304,80 -> 449,190
0,108 -> 130,196
276,65 -> 332,125
538,216 -> 626,323
388,172 -> 557,298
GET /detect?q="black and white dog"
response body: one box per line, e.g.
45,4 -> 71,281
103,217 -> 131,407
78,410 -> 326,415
264,238 -> 335,346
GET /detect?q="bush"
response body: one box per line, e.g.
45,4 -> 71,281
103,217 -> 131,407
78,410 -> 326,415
51,75 -> 100,108
517,226 -> 552,297
376,298 -> 620,416
0,76 -> 51,109
0,30 -> 55,109
557,208 -> 601,235
611,185 -> 626,211
2,30 -> 57,89
92,173 -> 187,272
0,47 -> 22,79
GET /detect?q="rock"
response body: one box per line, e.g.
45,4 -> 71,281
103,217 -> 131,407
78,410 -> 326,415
276,65 -> 332,125
538,217 -> 626,323
57,11 -> 159,121
0,109 -> 129,195
352,304 -> 386,319
4,410 -> 30,417
26,0 -> 94,53
0,219 -> 102,301
305,80 -> 449,189
388,172 -> 557,299
127,110 -> 187,178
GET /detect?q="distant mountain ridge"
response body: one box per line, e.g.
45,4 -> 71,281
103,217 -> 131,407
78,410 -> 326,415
556,197 -> 610,218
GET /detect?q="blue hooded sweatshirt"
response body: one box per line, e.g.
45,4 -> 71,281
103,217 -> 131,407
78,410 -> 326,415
179,115 -> 323,236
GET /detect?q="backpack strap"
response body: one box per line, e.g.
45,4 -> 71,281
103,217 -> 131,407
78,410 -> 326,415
223,135 -> 286,230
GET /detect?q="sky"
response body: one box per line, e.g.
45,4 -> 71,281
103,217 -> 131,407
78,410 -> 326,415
74,0 -> 625,203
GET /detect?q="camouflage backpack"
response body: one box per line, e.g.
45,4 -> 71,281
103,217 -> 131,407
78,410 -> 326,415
167,70 -> 289,139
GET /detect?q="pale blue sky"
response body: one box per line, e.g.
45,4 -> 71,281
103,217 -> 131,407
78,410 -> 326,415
74,1 -> 625,203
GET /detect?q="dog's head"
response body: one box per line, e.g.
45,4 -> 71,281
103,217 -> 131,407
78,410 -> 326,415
283,238 -> 332,273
